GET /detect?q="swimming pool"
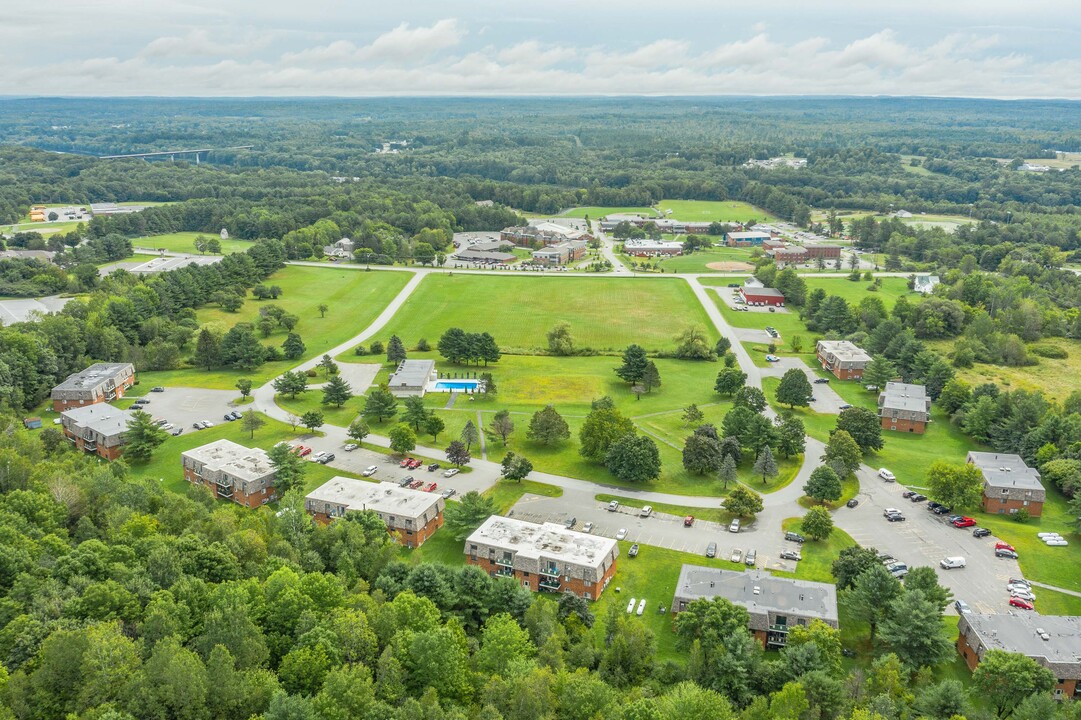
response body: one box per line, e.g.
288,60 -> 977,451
434,380 -> 480,391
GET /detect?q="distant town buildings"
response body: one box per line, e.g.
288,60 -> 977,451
182,439 -> 278,508
967,451 -> 1046,517
622,239 -> 683,257
51,362 -> 136,412
598,214 -> 711,235
816,340 -> 872,380
742,157 -> 808,170
878,382 -> 931,433
388,359 -> 437,397
322,238 -> 356,259
501,221 -> 592,248
89,203 -> 146,216
913,274 -> 940,294
671,566 -> 838,648
1019,163 -> 1052,173
766,244 -> 842,267
60,404 -> 133,461
465,515 -> 619,600
29,205 -> 90,223
958,613 -> 1081,699
305,478 -> 445,548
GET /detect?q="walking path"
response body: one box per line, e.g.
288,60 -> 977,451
1028,580 -> 1081,598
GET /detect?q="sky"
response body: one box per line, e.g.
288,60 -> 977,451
2,0 -> 1080,98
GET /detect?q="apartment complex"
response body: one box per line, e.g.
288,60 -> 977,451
465,515 -> 619,600
671,566 -> 839,648
305,478 -> 445,548
958,613 -> 1081,699
966,451 -> 1046,517
182,439 -> 278,508
816,340 -> 872,380
51,362 -> 136,411
878,382 -> 931,433
60,404 -> 134,461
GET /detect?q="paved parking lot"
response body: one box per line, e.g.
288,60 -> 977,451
509,491 -> 799,573
836,466 -> 1023,615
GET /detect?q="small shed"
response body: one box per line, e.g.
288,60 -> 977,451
23,417 -> 42,429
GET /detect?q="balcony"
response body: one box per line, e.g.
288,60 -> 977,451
82,442 -> 97,452
494,567 -> 514,578
494,555 -> 514,567
767,624 -> 789,633
539,565 -> 561,578
538,578 -> 561,591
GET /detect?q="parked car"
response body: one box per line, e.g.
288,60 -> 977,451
813,378 -> 830,384
780,549 -> 801,561
973,527 -> 992,538
192,422 -> 204,430
877,553 -> 895,565
424,482 -> 437,492
729,518 -> 741,533
683,515 -> 695,527
784,531 -> 805,543
902,490 -> 915,498
170,428 -> 183,436
628,544 -> 639,558
940,557 -> 966,569
1009,578 -> 1030,588
311,452 -> 327,462
995,542 -> 1016,552
886,512 -> 906,522
343,443 -> 358,452
441,489 -> 457,499
443,468 -> 460,478
887,562 -> 908,578
565,517 -> 577,529
228,411 -> 242,420
846,498 -> 859,508
639,506 -> 653,518
932,505 -> 951,515
910,494 -> 927,503
399,476 -> 414,487
427,463 -> 440,471
883,508 -> 902,517
927,501 -> 941,511
1010,588 -> 1037,602
705,542 -> 717,558
745,549 -> 757,566
318,453 -> 335,464
878,468 -> 896,481
582,522 -> 594,533
408,459 -> 423,469
607,500 -> 619,512
731,548 -> 742,563
133,398 -> 150,405
765,355 -> 780,362
408,479 -> 424,489
1009,597 -> 1034,610
150,386 -> 165,392
202,421 -> 214,428
839,404 -> 853,410
952,517 -> 977,528
865,385 -> 880,392
1007,582 -> 1032,594
996,548 -> 1019,559
954,600 -> 971,614
616,528 -> 628,540
224,413 -> 236,422
161,423 -> 174,430
400,458 -> 413,468
362,466 -> 378,477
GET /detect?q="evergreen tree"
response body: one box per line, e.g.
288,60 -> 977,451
752,446 -> 778,484
682,404 -> 705,426
322,375 -> 353,407
387,335 -> 407,364
124,409 -> 168,462
273,370 -> 308,399
615,344 -> 649,385
220,323 -> 266,371
402,396 -> 430,431
718,453 -> 738,489
363,387 -> 398,422
775,415 -> 806,458
194,328 -> 221,370
281,333 -> 305,360
268,442 -> 307,495
460,420 -> 480,452
641,361 -> 661,393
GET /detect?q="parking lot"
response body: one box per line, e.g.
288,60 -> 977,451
836,465 -> 1024,615
509,490 -> 800,573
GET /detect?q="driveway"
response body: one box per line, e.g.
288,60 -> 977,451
835,465 -> 1023,615
760,358 -> 849,415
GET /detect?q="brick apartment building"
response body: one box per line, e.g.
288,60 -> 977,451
672,566 -> 838,648
305,478 -> 445,548
816,340 -> 872,380
958,613 -> 1081,700
465,515 -> 619,600
532,240 -> 588,265
51,362 -> 135,412
60,404 -> 133,460
967,451 -> 1046,517
878,382 -> 931,433
739,285 -> 786,307
182,439 -> 278,508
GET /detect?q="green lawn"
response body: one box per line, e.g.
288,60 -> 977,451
946,337 -> 1081,399
484,479 -> 564,513
801,276 -> 913,309
131,231 -> 255,255
656,200 -> 777,224
776,518 -> 857,583
594,493 -> 731,524
142,266 -> 410,389
277,390 -> 361,429
558,206 -> 659,219
624,246 -> 757,274
369,274 -> 717,354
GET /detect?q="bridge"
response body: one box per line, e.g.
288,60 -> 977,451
97,145 -> 254,163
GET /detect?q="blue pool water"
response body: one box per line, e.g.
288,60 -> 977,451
435,380 -> 480,391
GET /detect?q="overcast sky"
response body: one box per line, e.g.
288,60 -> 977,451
3,0 -> 1080,98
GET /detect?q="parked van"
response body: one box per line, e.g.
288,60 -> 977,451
639,506 -> 653,518
940,557 -> 966,569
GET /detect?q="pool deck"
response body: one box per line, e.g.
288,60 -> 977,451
426,379 -> 485,394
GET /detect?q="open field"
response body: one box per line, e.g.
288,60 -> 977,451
621,246 -> 757,274
558,206 -> 658,219
801,276 -> 912,307
656,199 -> 776,224
370,274 -> 717,354
141,266 -> 409,389
131,231 -> 255,255
942,337 -> 1081,398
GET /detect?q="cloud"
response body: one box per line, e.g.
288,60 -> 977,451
356,18 -> 463,62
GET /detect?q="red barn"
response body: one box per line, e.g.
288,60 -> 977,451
739,286 -> 785,307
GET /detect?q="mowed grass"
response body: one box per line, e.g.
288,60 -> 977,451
801,276 -> 913,309
776,517 -> 857,583
371,274 -> 717,354
143,266 -> 410,390
628,246 -> 757,274
558,206 -> 659,219
131,231 -> 255,255
656,199 -> 776,224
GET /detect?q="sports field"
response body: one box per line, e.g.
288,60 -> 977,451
132,231 -> 255,255
372,274 -> 717,354
558,206 -> 659,219
623,246 -> 756,274
656,200 -> 776,224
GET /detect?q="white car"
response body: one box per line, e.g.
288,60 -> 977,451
878,468 -> 896,482
310,452 -> 327,462
1007,583 -> 1031,593
361,465 -> 378,477
639,506 -> 653,517
616,528 -> 628,540
202,421 -> 215,428
161,423 -> 174,430
940,557 -> 966,569
636,599 -> 646,616
1010,589 -> 1037,602
626,598 -> 637,614
883,507 -> 902,517
443,468 -> 460,478
582,522 -> 594,533
607,500 -> 619,512
343,443 -> 358,452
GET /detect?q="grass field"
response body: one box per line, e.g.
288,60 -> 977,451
656,200 -> 776,224
944,337 -> 1081,399
142,266 -> 410,389
801,276 -> 912,308
776,517 -> 857,583
131,231 -> 255,255
623,246 -> 757,274
369,274 -> 717,354
558,206 -> 659,219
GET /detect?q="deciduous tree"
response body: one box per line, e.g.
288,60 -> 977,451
714,367 -> 747,396
972,650 -> 1056,719
725,485 -> 763,518
446,440 -> 471,467
526,405 -> 570,446
835,407 -> 884,452
579,407 -> 635,460
488,409 -> 515,446
444,490 -> 497,540
241,410 -> 266,439
776,368 -> 813,408
926,461 -> 984,512
389,424 -> 416,456
269,442 -> 307,494
801,506 -> 834,540
822,430 -> 862,476
605,435 -> 661,483
273,370 -> 308,399
500,452 -> 533,482
804,465 -> 842,504
301,410 -> 324,434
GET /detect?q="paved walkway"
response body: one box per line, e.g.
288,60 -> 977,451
1028,580 -> 1081,598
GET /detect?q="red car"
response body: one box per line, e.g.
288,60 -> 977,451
400,457 -> 413,468
424,482 -> 437,492
409,459 -> 423,470
995,542 -> 1016,552
295,445 -> 312,457
1009,597 -> 1034,610
952,517 -> 976,528
683,515 -> 695,527
409,479 -> 424,489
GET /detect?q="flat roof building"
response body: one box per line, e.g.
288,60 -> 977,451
726,231 -> 772,246
60,404 -> 134,461
465,515 -> 619,600
532,240 -> 587,265
622,239 -> 683,256
958,613 -> 1081,700
739,285 -> 786,307
967,451 -> 1046,518
878,381 -> 931,433
182,439 -> 278,508
51,362 -> 135,411
816,340 -> 873,380
305,478 -> 445,547
672,566 -> 838,648
387,359 -> 437,397
456,249 -> 516,264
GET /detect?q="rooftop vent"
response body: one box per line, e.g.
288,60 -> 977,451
753,586 -> 760,595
